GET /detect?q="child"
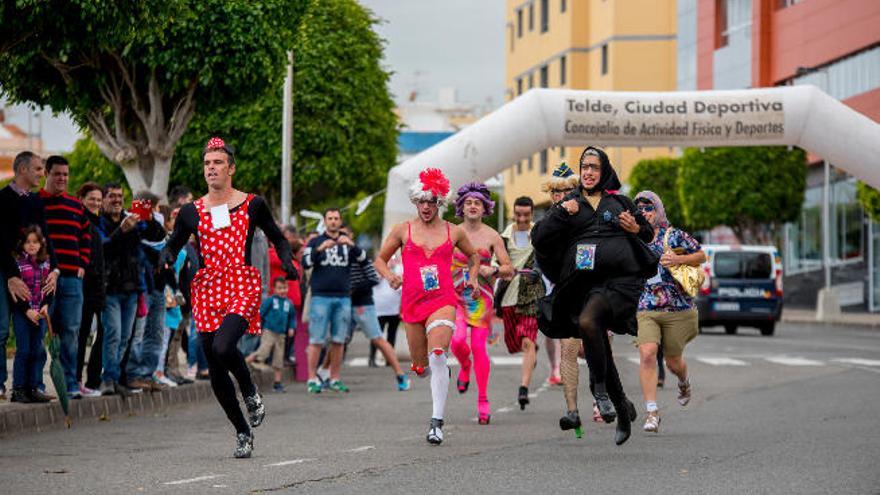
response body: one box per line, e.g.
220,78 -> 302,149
10,227 -> 54,404
247,277 -> 297,392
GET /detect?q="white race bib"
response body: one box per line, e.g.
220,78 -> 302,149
210,204 -> 232,230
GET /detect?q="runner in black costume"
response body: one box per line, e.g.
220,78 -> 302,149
532,146 -> 655,446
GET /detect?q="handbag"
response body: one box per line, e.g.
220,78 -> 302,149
663,229 -> 704,297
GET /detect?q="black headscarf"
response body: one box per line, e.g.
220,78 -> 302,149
578,146 -> 621,194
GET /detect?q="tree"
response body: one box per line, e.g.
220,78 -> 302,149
66,134 -> 130,197
856,181 -> 880,223
678,146 -> 806,243
627,156 -> 687,229
0,0 -> 293,199
173,0 -> 398,214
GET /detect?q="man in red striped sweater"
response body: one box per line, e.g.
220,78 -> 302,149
39,155 -> 93,399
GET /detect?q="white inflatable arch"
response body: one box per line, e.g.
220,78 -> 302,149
384,85 -> 880,232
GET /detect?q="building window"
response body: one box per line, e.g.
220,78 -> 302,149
517,161 -> 523,175
528,155 -> 533,171
528,3 -> 534,31
540,149 -> 548,174
517,78 -> 523,96
540,0 -> 549,33
717,0 -> 751,49
601,44 -> 609,75
528,73 -> 534,89
540,65 -> 548,88
791,46 -> 880,101
561,0 -> 566,13
559,146 -> 566,158
560,55 -> 567,85
517,9 -> 523,38
776,0 -> 803,8
509,25 -> 514,52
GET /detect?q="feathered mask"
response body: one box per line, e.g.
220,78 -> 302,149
409,168 -> 451,206
455,182 -> 494,218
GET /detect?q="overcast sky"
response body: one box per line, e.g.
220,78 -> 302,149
358,0 -> 506,109
2,1 -> 506,152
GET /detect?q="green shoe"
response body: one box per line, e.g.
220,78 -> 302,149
328,380 -> 350,393
307,381 -> 322,394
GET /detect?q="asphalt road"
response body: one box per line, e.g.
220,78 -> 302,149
2,321 -> 879,494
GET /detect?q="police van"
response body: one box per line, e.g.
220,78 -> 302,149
696,244 -> 784,336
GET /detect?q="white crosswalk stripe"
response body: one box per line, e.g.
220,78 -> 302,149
696,357 -> 749,366
832,358 -> 880,367
764,356 -> 824,366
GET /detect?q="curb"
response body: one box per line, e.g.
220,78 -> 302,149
0,367 -> 289,437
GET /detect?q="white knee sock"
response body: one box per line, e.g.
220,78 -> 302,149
429,349 -> 449,420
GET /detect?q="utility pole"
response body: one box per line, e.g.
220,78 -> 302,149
281,50 -> 294,226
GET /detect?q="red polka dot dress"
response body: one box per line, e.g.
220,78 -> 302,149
191,195 -> 263,335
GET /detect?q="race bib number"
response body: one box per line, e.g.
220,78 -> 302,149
575,243 -> 596,271
647,266 -> 663,285
210,204 -> 232,230
420,265 -> 440,291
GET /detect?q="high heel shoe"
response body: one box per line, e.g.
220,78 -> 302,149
518,386 -> 529,410
559,410 -> 583,438
457,379 -> 469,394
478,399 -> 491,425
614,398 -> 637,446
593,383 -> 616,423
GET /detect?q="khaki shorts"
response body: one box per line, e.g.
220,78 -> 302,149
252,331 -> 286,370
636,309 -> 698,357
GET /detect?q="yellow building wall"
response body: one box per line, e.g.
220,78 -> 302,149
503,0 -> 678,215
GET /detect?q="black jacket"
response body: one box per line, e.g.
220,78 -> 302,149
82,210 -> 107,308
532,189 -> 655,338
0,185 -> 57,279
99,213 -> 166,294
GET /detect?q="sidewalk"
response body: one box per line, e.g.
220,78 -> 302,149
782,308 -> 880,328
0,354 -> 294,437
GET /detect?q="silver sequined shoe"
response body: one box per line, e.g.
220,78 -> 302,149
234,431 -> 254,459
244,393 -> 266,428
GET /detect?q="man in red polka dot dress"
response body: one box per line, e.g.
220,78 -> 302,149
162,137 -> 296,459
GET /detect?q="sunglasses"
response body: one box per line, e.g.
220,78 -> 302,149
551,188 -> 574,194
637,204 -> 655,213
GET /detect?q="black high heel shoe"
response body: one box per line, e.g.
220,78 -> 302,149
560,410 -> 584,438
593,383 -> 616,423
457,379 -> 469,394
518,386 -> 530,410
614,398 -> 637,446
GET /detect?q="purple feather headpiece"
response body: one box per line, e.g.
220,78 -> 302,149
454,182 -> 494,218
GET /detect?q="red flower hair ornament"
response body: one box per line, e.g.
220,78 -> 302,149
409,167 -> 451,206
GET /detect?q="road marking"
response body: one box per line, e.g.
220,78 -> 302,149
696,357 -> 749,366
163,475 -> 224,485
497,407 -> 513,413
264,458 -> 316,468
764,356 -> 824,366
347,357 -> 368,367
627,357 -> 641,365
833,358 -> 880,367
345,445 -> 375,453
491,356 -> 523,366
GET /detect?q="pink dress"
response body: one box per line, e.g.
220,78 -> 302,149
400,222 -> 458,325
451,248 -> 494,329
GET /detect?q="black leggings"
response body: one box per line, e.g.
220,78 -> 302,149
369,315 -> 401,362
577,294 -> 626,408
199,314 -> 256,435
77,301 -> 104,389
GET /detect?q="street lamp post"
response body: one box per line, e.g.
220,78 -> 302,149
281,50 -> 294,226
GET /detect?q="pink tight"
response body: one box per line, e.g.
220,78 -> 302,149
451,309 -> 491,419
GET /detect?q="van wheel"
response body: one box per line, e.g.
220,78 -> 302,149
759,323 -> 775,336
724,324 -> 737,335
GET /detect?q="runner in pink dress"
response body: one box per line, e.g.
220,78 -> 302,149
375,168 -> 481,445
449,182 -> 512,425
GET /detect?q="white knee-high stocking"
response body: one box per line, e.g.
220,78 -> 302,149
429,349 -> 449,420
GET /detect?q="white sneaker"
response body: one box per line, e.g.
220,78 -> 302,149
153,372 -> 178,388
79,383 -> 102,398
643,411 -> 661,433
316,367 -> 330,384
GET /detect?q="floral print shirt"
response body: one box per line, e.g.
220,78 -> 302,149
638,227 -> 702,312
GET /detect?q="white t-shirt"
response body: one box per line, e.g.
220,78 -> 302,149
373,262 -> 403,317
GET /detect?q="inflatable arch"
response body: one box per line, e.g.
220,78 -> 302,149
384,85 -> 880,232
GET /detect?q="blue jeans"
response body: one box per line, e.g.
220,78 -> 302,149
0,282 -> 10,388
127,290 -> 165,379
308,296 -> 351,345
12,311 -> 47,389
101,292 -> 138,383
351,305 -> 383,341
50,276 -> 83,393
187,316 -> 209,371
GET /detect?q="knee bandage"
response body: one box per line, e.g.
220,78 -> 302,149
426,319 -> 455,335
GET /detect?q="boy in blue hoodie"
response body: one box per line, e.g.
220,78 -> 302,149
247,277 -> 297,392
